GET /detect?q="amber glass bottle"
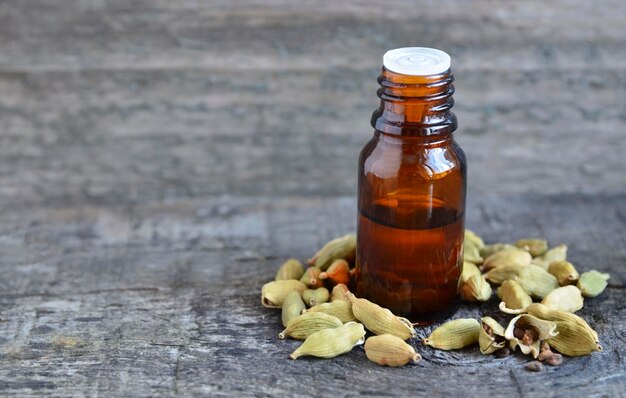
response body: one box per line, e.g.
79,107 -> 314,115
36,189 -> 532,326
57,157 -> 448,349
355,48 -> 466,324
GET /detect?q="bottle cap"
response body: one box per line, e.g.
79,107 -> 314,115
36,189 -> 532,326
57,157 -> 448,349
383,47 -> 451,76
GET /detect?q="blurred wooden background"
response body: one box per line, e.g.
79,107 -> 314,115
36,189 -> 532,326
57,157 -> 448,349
0,1 -> 624,396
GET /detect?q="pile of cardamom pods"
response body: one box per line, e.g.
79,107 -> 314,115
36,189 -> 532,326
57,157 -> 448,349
261,231 -> 610,370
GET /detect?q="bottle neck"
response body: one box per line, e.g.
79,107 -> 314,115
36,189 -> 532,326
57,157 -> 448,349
370,67 -> 457,137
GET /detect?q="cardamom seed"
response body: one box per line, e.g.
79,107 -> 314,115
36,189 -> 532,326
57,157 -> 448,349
460,275 -> 492,302
531,244 -> 567,269
364,334 -> 421,367
307,234 -> 356,271
541,285 -> 584,313
278,311 -> 343,340
303,299 -> 357,323
460,261 -> 482,283
261,280 -> 307,308
479,243 -> 517,259
548,261 -> 579,286
497,280 -> 532,312
319,259 -> 350,286
485,265 -> 525,285
300,267 -> 324,289
275,259 -> 305,281
504,314 -> 558,358
515,264 -> 559,299
515,238 -> 548,257
302,287 -> 330,307
289,321 -> 365,359
463,242 -> 483,264
281,291 -> 306,327
577,270 -> 610,298
423,318 -> 480,350
346,292 -> 416,340
465,229 -> 485,249
479,316 -> 507,355
481,248 -> 532,272
330,283 -> 349,301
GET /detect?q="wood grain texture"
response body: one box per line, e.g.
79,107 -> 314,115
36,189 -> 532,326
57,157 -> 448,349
0,0 -> 625,396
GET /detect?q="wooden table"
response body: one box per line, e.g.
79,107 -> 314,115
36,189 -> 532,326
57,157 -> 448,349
0,1 -> 624,396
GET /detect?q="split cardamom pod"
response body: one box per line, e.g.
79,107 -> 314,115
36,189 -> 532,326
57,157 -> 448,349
531,244 -> 567,269
504,314 -> 558,358
304,299 -> 357,323
307,234 -> 356,271
281,291 -> 306,327
319,259 -> 350,286
261,280 -> 307,308
479,316 -> 507,355
463,243 -> 483,264
423,318 -> 480,350
497,279 -> 532,312
460,261 -> 482,283
330,283 -> 349,301
515,264 -> 559,299
481,248 -> 532,272
479,243 -> 517,259
302,287 -> 330,307
346,292 -> 416,340
300,267 -> 324,289
577,270 -> 610,298
465,229 -> 485,249
460,275 -> 492,302
278,311 -> 343,340
515,238 -> 548,257
364,334 -> 421,367
485,264 -> 525,285
541,285 -> 584,313
548,261 -> 579,286
275,259 -> 305,281
289,321 -> 365,359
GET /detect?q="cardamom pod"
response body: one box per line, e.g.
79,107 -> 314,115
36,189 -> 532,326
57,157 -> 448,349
261,280 -> 307,308
275,259 -> 305,281
364,334 -> 421,367
289,321 -> 365,359
319,259 -> 350,286
307,234 -> 356,271
463,242 -> 483,264
531,244 -> 567,269
577,270 -> 610,298
541,285 -> 584,313
460,261 -> 482,283
515,264 -> 559,299
548,261 -> 580,286
302,287 -> 330,307
504,314 -> 558,358
304,299 -> 357,323
479,316 -> 507,355
524,303 -> 602,356
485,265 -> 525,285
481,248 -> 532,272
346,293 -> 416,340
300,267 -> 324,289
479,243 -> 517,259
423,318 -> 480,350
330,283 -> 349,301
497,280 -> 532,312
460,275 -> 492,302
465,229 -> 485,249
281,291 -> 306,327
515,238 -> 548,257
278,311 -> 343,340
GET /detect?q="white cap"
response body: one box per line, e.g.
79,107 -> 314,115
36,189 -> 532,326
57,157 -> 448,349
383,47 -> 451,76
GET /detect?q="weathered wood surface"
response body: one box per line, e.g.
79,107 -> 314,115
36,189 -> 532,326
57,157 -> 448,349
0,1 -> 625,396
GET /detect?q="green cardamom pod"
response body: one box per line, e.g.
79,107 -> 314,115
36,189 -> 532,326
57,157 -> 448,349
307,234 -> 356,271
479,243 -> 517,259
302,287 -> 330,307
330,283 -> 349,301
465,229 -> 485,249
482,248 -> 532,272
289,321 -> 365,359
300,267 -> 324,289
514,238 -> 548,257
346,293 -> 416,340
460,275 -> 492,302
531,244 -> 567,269
515,265 -> 559,299
479,316 -> 506,355
318,259 -> 350,286
281,291 -> 306,327
365,334 -> 421,367
261,280 -> 307,308
497,280 -> 532,312
278,311 -> 343,340
485,265 -> 525,285
460,261 -> 482,283
548,261 -> 579,286
504,314 -> 558,358
275,259 -> 305,281
463,242 -> 483,264
423,318 -> 480,350
541,285 -> 584,313
303,299 -> 357,323
577,270 -> 610,298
